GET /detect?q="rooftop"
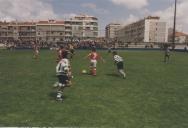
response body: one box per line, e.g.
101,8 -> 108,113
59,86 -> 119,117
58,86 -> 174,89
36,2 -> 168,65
175,32 -> 188,37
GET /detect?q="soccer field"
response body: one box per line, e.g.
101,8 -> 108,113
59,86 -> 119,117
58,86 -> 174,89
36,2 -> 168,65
0,49 -> 188,127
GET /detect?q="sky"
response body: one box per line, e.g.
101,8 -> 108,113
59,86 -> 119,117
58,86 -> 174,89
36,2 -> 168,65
0,0 -> 188,36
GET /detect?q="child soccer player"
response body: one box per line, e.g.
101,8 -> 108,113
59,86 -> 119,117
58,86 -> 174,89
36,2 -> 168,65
86,48 -> 104,76
164,44 -> 170,63
55,51 -> 72,101
68,43 -> 75,59
33,42 -> 40,59
56,45 -> 66,62
57,45 -> 73,62
112,51 -> 126,79
107,44 -> 112,53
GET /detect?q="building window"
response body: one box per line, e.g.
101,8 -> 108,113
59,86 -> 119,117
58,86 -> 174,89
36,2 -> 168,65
86,27 -> 90,30
79,27 -> 83,30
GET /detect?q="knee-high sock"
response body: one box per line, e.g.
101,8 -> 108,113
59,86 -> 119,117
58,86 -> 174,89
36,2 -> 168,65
92,68 -> 96,76
57,91 -> 63,98
119,69 -> 126,77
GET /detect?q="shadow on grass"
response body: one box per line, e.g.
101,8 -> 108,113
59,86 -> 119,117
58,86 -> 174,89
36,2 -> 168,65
48,92 -> 57,101
79,72 -> 94,76
52,75 -> 57,78
105,73 -> 120,77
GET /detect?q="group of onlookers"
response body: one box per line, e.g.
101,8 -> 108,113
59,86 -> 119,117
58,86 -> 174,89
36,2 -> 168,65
0,39 -> 110,49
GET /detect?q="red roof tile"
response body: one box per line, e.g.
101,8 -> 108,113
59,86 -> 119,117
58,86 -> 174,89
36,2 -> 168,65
175,32 -> 188,37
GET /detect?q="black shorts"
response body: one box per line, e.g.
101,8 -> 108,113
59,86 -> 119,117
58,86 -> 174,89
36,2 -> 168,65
117,62 -> 124,70
57,75 -> 68,85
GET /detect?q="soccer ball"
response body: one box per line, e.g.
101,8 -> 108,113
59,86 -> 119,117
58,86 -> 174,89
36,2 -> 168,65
82,69 -> 87,74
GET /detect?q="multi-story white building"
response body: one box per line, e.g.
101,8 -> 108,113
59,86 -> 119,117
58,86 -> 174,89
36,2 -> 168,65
69,14 -> 98,39
36,20 -> 65,42
0,21 -> 36,42
116,16 -> 168,43
0,14 -> 99,42
105,23 -> 122,39
0,21 -> 10,41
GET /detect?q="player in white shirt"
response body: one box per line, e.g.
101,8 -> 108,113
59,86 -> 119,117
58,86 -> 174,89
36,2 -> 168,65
55,51 -> 72,101
112,51 -> 126,79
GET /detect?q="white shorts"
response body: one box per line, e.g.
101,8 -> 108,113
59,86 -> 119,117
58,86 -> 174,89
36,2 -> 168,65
90,59 -> 97,68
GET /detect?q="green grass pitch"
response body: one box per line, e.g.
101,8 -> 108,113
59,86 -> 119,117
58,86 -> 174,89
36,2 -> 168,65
0,49 -> 188,127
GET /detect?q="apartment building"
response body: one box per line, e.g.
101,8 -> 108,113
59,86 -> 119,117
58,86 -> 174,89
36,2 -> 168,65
0,21 -> 9,41
105,23 -> 122,39
36,20 -> 65,42
174,32 -> 188,43
116,16 -> 168,43
70,14 -> 98,38
0,14 -> 98,42
0,21 -> 36,42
